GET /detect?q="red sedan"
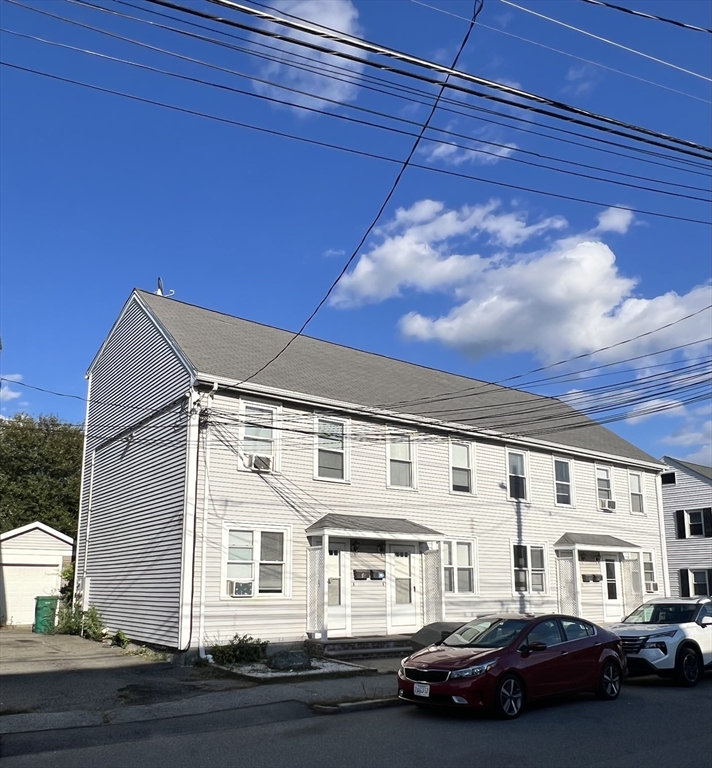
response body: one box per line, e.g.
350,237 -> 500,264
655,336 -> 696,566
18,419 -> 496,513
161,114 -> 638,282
398,613 -> 626,718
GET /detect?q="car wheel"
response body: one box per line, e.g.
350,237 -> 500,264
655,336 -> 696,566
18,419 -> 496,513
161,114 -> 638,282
494,674 -> 524,719
675,647 -> 701,687
596,661 -> 622,700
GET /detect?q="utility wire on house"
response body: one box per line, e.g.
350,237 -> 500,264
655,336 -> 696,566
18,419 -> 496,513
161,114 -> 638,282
5,24 -> 709,205
144,0 -> 712,159
66,0 -> 712,176
409,0 -> 711,103
577,0 -> 712,35
499,0 -> 712,81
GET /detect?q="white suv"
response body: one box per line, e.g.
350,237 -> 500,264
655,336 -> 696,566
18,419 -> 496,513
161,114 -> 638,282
609,597 -> 712,686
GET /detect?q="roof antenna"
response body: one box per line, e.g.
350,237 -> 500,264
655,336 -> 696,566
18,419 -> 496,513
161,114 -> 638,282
155,277 -> 174,298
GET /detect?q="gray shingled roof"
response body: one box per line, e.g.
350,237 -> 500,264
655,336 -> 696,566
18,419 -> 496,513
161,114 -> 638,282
663,456 -> 712,482
137,290 -> 659,464
306,513 -> 442,537
554,533 -> 639,549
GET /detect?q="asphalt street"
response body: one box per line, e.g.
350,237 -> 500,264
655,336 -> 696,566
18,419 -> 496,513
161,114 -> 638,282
1,675 -> 710,768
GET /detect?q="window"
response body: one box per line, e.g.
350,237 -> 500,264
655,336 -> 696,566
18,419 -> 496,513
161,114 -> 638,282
554,459 -> 572,505
643,552 -> 658,592
443,541 -> 476,593
388,433 -> 415,488
243,403 -> 277,470
513,544 -> 546,593
225,529 -> 285,597
604,560 -> 618,600
596,466 -> 613,507
675,508 -> 712,539
629,472 -> 644,514
507,450 -> 527,500
316,417 -> 347,481
661,472 -> 676,485
526,619 -> 563,647
561,619 -> 596,641
688,510 -> 704,537
691,570 -> 710,597
451,442 -> 472,494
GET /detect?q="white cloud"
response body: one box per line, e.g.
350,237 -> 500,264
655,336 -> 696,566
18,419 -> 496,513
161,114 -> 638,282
625,397 -> 687,424
562,64 -> 597,97
662,418 -> 712,467
323,248 -> 345,258
332,199 -> 567,307
251,0 -> 364,115
0,374 -> 22,403
683,444 -> 712,466
593,207 -> 635,235
422,127 -> 518,167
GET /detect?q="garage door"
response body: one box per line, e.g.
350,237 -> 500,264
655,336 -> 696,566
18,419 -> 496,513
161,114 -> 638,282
0,564 -> 61,625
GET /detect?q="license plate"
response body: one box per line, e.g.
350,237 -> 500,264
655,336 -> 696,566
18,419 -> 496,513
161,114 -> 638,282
413,683 -> 430,697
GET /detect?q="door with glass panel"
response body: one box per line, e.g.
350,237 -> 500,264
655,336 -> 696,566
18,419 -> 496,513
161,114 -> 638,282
326,540 -> 348,635
388,543 -> 420,632
602,557 -> 623,621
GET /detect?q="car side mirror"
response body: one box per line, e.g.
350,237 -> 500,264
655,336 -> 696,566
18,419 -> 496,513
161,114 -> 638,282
528,641 -> 548,652
700,616 -> 712,627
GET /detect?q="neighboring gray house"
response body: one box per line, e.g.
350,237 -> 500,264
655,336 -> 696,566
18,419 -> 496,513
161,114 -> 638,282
660,457 -> 712,598
75,290 -> 669,652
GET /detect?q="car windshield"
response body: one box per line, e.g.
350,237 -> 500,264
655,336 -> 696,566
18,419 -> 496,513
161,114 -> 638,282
443,618 -> 529,648
624,603 -> 698,624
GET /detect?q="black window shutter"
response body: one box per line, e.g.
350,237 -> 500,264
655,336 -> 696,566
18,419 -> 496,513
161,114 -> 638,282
703,508 -> 712,538
679,569 -> 690,597
675,510 -> 686,539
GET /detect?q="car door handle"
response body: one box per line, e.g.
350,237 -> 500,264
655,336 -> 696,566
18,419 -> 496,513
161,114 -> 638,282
594,642 -> 601,646
560,651 -> 569,656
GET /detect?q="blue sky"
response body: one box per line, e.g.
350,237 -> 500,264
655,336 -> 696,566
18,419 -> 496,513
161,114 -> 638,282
1,0 -> 710,463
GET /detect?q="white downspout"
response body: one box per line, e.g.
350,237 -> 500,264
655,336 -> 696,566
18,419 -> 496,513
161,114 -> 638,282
81,450 -> 96,608
654,474 -> 671,597
198,383 -> 217,658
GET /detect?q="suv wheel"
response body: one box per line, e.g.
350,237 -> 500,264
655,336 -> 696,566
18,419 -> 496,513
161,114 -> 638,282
494,674 -> 524,719
596,661 -> 621,700
675,647 -> 702,687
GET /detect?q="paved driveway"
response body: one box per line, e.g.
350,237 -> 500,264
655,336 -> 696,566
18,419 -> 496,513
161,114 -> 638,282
0,628 -> 251,714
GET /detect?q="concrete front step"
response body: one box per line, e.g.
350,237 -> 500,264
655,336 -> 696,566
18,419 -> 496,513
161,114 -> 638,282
306,635 -> 413,661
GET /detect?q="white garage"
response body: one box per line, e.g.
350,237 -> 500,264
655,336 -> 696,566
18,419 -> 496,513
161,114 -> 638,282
0,522 -> 74,626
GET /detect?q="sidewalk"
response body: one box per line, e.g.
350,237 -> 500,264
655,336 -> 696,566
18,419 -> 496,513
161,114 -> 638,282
0,664 -> 401,734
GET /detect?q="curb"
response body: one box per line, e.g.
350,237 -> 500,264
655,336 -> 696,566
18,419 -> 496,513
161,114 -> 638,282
210,663 -> 379,685
312,697 -> 406,715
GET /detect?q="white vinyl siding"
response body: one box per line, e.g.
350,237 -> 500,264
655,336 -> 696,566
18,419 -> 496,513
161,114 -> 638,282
388,433 -> 416,489
315,417 -> 348,482
507,449 -> 528,501
450,442 -> 473,494
554,458 -> 573,506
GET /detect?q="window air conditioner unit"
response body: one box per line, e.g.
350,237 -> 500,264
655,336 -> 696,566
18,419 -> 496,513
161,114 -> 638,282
645,581 -> 658,593
252,455 -> 272,472
227,580 -> 253,597
601,499 -> 617,511
242,453 -> 255,469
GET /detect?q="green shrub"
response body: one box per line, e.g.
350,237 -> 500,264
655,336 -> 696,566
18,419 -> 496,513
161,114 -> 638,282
55,603 -> 105,642
210,634 -> 268,666
59,562 -> 75,607
114,630 -> 130,649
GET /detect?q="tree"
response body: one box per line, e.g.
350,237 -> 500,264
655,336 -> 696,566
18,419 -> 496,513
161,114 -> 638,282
0,414 -> 83,538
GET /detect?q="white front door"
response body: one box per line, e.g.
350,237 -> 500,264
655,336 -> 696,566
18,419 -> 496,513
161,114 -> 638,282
387,544 -> 421,633
602,557 -> 624,622
326,543 -> 348,636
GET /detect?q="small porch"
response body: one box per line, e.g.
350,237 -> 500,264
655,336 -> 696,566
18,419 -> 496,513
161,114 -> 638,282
305,513 -> 444,641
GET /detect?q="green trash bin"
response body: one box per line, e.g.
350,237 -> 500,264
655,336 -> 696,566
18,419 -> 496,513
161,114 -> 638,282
34,596 -> 59,634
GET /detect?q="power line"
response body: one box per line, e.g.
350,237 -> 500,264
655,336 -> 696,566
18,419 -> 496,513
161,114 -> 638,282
150,0 -> 712,159
499,0 -> 712,81
410,0 -> 711,103
577,0 -> 712,35
234,0 -> 484,385
70,0 -> 712,177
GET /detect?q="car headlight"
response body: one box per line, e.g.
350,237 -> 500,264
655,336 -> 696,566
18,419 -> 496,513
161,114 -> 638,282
449,660 -> 497,680
643,630 -> 677,644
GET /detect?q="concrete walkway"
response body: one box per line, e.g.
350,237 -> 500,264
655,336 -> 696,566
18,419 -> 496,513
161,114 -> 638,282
0,629 -> 401,735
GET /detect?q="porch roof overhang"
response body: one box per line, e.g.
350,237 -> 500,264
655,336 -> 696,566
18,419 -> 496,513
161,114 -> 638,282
306,513 -> 443,542
554,532 -> 640,552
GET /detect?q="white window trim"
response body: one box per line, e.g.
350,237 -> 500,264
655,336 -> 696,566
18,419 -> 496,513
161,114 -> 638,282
552,456 -> 574,507
238,398 -> 282,473
628,470 -> 646,516
505,448 -> 529,502
442,538 -> 479,595
510,540 -> 549,596
313,414 -> 351,484
595,464 -> 615,510
449,440 -> 476,496
689,569 -> 711,597
386,431 -> 418,491
642,551 -> 658,593
221,522 -> 292,600
686,509 -> 705,538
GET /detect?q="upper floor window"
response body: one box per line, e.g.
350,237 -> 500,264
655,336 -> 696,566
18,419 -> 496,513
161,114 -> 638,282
316,417 -> 348,481
688,510 -> 704,537
661,472 -> 676,485
451,442 -> 473,494
629,472 -> 644,514
225,528 -> 285,598
675,508 -> 712,539
513,544 -> 546,593
507,450 -> 527,500
243,403 -> 277,470
554,459 -> 572,506
596,466 -> 614,509
388,433 -> 415,488
442,540 -> 476,593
